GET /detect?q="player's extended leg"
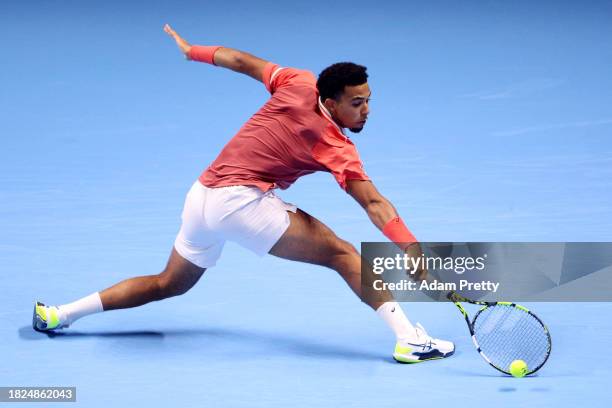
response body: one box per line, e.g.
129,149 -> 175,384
100,248 -> 205,310
33,248 -> 205,331
269,208 -> 454,362
269,208 -> 388,310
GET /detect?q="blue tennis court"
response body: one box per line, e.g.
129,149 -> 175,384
2,1 -> 612,406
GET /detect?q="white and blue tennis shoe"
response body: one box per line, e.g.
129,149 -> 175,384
393,323 -> 455,363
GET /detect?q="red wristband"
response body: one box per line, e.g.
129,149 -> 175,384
382,217 -> 417,248
188,45 -> 221,65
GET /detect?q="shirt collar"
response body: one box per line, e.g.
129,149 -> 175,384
318,97 -> 346,136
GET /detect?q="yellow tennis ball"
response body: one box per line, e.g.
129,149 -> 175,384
509,359 -> 528,378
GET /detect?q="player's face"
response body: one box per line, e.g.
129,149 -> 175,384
328,83 -> 371,133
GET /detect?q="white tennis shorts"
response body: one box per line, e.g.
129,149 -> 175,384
174,181 -> 297,268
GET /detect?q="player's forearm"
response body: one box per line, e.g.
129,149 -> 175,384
365,198 -> 398,231
188,46 -> 267,82
367,198 -> 419,251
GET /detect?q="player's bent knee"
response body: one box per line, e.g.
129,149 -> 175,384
327,239 -> 359,270
156,273 -> 191,299
337,239 -> 358,257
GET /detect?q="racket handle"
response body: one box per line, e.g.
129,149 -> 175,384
447,291 -> 465,302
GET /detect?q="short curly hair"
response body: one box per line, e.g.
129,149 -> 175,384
317,62 -> 368,102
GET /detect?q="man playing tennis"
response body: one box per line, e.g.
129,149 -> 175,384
33,24 -> 454,363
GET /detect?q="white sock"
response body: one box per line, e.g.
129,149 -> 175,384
376,301 -> 416,343
58,292 -> 104,326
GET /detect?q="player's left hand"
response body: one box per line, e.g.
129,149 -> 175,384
163,24 -> 192,57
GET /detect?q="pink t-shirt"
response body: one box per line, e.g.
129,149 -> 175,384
199,62 -> 369,191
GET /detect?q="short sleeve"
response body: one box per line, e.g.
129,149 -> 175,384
312,137 -> 370,191
262,63 -> 317,94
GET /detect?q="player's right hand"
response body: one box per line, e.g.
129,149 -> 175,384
163,24 -> 192,56
405,243 -> 428,282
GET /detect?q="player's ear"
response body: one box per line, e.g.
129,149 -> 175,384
323,97 -> 338,115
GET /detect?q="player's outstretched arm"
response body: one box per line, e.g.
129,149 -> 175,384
347,179 -> 426,280
346,180 -> 397,231
163,24 -> 269,83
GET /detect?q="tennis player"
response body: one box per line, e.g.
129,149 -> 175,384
33,24 -> 454,363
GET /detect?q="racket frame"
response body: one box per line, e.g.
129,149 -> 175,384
448,292 -> 552,375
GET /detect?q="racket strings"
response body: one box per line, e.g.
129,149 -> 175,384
473,305 -> 550,373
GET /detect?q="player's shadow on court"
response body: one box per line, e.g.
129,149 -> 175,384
19,326 -> 164,340
176,327 -> 386,362
20,325 -> 384,362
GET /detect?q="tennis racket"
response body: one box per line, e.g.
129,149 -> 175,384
447,291 -> 552,375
